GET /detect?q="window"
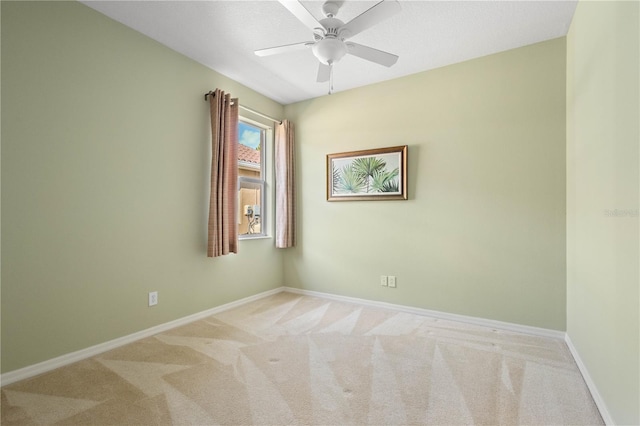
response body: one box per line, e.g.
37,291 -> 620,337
238,118 -> 268,238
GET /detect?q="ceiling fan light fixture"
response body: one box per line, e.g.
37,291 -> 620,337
312,38 -> 347,65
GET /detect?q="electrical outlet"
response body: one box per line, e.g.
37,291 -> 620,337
148,291 -> 158,307
380,275 -> 388,286
388,276 -> 397,288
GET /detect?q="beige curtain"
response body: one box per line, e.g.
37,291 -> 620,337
207,89 -> 239,257
275,120 -> 296,248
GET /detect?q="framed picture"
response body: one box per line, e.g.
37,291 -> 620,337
327,145 -> 408,201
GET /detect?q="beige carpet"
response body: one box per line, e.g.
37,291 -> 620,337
2,292 -> 603,425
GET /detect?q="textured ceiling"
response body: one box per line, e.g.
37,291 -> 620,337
81,1 -> 577,105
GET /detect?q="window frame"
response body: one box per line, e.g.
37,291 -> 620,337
237,117 -> 270,240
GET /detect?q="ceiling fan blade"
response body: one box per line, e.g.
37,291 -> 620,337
255,42 -> 311,57
341,0 -> 401,38
278,0 -> 322,32
317,63 -> 331,82
347,42 -> 398,67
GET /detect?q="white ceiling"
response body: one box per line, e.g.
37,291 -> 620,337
80,0 -> 577,105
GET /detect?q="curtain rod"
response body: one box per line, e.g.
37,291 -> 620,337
204,92 -> 282,124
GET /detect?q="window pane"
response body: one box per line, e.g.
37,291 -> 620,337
238,122 -> 262,179
238,178 -> 264,236
238,119 -> 267,239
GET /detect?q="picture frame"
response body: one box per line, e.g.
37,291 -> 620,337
327,145 -> 408,201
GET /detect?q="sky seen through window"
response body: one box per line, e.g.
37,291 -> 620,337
239,122 -> 261,149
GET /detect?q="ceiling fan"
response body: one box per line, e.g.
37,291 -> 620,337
255,0 -> 401,93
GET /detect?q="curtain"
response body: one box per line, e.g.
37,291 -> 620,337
207,89 -> 239,257
275,120 -> 296,248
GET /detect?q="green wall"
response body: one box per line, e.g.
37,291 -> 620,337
284,38 -> 567,330
566,1 -> 639,424
1,1 -> 285,373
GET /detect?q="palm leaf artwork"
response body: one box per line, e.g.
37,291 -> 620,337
332,164 -> 342,193
371,167 -> 400,193
327,146 -> 406,201
352,157 -> 386,193
337,164 -> 365,193
381,179 -> 399,193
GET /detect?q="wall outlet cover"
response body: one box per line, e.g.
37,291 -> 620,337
148,291 -> 158,306
388,276 -> 397,288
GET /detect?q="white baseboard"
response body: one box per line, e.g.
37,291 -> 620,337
565,334 -> 615,425
0,286 -> 285,387
283,287 -> 566,340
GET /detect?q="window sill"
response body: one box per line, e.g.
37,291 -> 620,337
239,235 -> 271,241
